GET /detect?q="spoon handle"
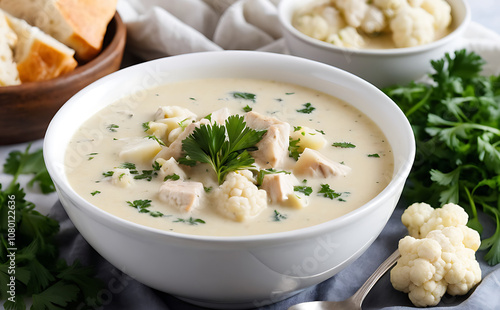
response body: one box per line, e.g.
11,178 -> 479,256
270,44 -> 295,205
349,249 -> 400,306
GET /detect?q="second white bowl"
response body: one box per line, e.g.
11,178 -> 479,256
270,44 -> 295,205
278,0 -> 471,88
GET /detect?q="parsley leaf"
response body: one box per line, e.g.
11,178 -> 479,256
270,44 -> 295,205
164,174 -> 180,181
294,185 -> 313,196
126,199 -> 163,217
288,137 -> 301,160
119,162 -> 136,170
3,145 -> 55,194
127,199 -> 152,213
332,142 -> 356,148
273,210 -> 287,222
318,184 -> 341,200
232,92 -> 256,102
107,124 -> 119,132
296,103 -> 315,114
179,115 -> 266,184
174,217 -> 206,225
31,280 -> 80,309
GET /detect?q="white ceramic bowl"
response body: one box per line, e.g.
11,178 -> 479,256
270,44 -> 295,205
278,0 -> 471,88
44,51 -> 415,309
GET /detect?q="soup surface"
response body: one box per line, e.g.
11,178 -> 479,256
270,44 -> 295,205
65,78 -> 394,236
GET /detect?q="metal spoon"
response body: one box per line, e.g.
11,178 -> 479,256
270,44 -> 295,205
288,249 -> 400,310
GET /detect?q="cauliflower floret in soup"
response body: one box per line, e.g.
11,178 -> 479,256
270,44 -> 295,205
215,170 -> 268,222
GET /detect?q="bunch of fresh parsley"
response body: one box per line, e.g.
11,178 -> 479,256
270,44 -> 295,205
383,49 -> 500,266
0,146 -> 103,309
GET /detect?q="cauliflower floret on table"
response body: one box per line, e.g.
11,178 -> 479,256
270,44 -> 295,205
391,226 -> 481,307
402,202 -> 470,239
215,170 -> 267,222
392,202 -> 482,307
390,6 -> 435,48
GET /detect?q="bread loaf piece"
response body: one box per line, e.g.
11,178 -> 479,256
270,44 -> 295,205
5,12 -> 78,83
0,0 -> 117,62
0,9 -> 19,86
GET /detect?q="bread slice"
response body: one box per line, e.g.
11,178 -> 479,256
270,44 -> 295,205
5,12 -> 77,83
0,0 -> 117,62
0,9 -> 19,86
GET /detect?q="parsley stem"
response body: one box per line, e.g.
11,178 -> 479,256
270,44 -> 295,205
7,144 -> 31,192
405,88 -> 432,117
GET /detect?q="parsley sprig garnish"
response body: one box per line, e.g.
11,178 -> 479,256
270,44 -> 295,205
383,49 -> 500,265
179,115 -> 266,184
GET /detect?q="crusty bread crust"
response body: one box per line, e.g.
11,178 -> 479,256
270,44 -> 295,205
56,0 -> 117,61
16,39 -> 77,83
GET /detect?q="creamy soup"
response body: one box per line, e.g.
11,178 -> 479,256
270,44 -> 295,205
65,78 -> 394,237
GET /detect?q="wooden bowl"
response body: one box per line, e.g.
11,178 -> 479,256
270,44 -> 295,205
0,12 -> 126,145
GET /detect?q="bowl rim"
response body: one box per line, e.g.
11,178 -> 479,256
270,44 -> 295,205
44,50 -> 415,245
278,0 -> 471,56
0,11 -> 126,94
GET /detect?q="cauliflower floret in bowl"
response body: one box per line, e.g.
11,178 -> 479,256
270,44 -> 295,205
214,170 -> 268,221
279,0 -> 471,87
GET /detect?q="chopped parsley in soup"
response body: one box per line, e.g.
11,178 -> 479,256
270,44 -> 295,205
65,78 -> 394,236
